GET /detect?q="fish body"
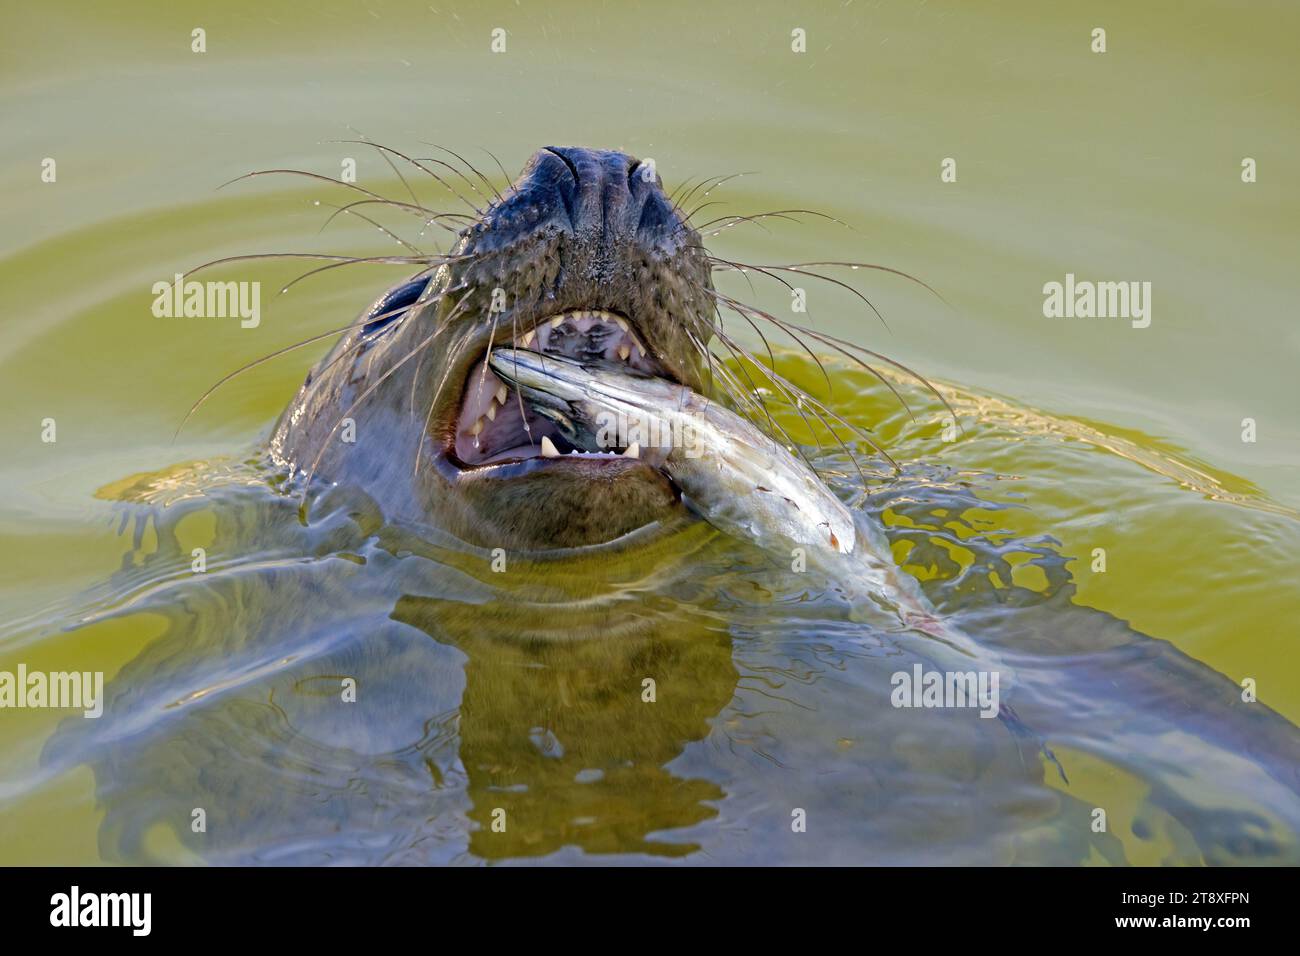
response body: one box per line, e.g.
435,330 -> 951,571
488,347 -> 857,555
487,348 -> 1005,677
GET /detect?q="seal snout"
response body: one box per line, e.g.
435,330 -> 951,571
479,146 -> 682,250
435,145 -> 712,484
276,144 -> 716,549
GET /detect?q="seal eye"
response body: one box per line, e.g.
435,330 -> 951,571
363,276 -> 430,336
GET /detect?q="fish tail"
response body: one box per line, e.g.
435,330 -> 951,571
999,701 -> 1069,784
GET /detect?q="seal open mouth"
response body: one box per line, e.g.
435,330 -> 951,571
262,144 -> 946,550
271,145 -> 719,548
450,309 -> 676,469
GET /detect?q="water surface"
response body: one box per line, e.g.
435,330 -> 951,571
2,0 -> 1297,864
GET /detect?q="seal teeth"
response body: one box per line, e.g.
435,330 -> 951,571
486,404 -> 497,422
623,442 -> 640,459
540,435 -> 560,458
495,384 -> 508,405
507,310 -> 656,376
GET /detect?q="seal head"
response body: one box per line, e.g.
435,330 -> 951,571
270,147 -> 716,549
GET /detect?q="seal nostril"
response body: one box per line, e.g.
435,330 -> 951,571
637,193 -> 672,236
543,147 -> 581,185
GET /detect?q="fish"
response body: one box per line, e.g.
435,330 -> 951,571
488,351 -> 1019,667
491,348 -> 856,550
487,346 -> 1072,772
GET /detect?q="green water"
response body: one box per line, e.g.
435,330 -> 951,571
1,0 -> 1297,864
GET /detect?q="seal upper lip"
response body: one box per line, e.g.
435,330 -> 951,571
449,309 -> 675,469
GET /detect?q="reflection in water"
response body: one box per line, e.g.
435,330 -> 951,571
34,374 -> 1300,866
396,595 -> 733,859
43,484 -> 743,863
5,0 -> 1300,868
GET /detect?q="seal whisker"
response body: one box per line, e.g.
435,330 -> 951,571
277,254 -> 456,295
697,331 -> 830,478
730,259 -> 947,305
183,251 -> 459,282
727,294 -> 919,424
686,323 -> 728,408
696,337 -> 786,444
696,212 -> 780,237
712,289 -> 836,397
423,142 -> 506,204
303,323 -> 450,499
683,199 -> 727,223
778,321 -> 959,426
708,325 -> 860,479
764,320 -> 917,421
715,289 -> 925,431
342,129 -> 424,209
413,154 -> 488,213
704,345 -> 781,439
706,254 -> 891,332
316,201 -> 427,256
177,284 -> 455,440
695,297 -> 839,470
714,323 -> 898,477
217,167 -> 428,213
700,303 -> 791,426
318,199 -> 473,235
412,298 -> 478,480
674,171 -> 753,217
666,173 -> 705,206
174,321 -> 368,442
478,147 -> 513,192
711,265 -> 952,420
332,140 -> 484,217
406,143 -> 500,213
685,241 -> 948,421
403,281 -> 471,420
685,208 -> 852,239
